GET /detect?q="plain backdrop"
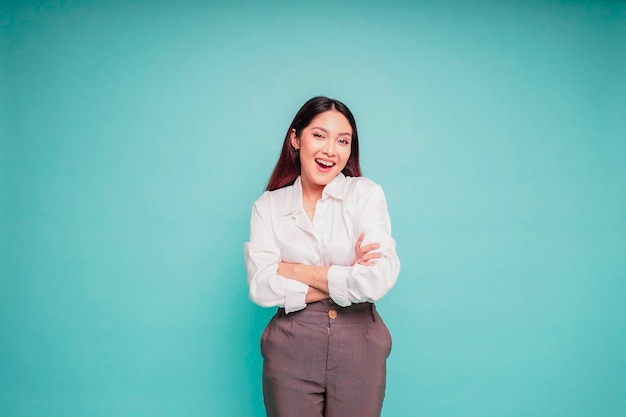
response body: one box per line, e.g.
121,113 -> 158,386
1,1 -> 625,416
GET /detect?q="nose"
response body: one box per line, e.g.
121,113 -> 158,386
323,139 -> 336,156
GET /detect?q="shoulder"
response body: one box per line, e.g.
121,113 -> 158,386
252,183 -> 296,211
340,175 -> 384,199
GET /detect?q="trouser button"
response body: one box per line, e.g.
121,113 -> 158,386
328,309 -> 337,319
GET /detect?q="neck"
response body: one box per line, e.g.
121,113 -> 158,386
300,178 -> 324,204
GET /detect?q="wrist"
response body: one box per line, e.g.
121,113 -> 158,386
312,266 -> 319,289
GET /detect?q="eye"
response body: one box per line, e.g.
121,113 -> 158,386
313,133 -> 325,139
338,138 -> 350,145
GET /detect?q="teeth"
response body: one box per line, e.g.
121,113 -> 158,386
316,159 -> 335,167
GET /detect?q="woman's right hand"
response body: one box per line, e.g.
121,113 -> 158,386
353,232 -> 382,266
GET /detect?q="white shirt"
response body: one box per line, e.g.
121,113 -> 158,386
244,173 -> 400,313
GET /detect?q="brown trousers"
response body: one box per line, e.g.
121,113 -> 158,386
260,299 -> 392,417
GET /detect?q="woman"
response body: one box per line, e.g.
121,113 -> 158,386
244,96 -> 400,417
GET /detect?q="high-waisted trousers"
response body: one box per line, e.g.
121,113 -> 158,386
260,299 -> 392,417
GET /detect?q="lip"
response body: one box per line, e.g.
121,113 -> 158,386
315,158 -> 336,173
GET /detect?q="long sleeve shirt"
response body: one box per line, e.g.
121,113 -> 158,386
244,173 -> 400,313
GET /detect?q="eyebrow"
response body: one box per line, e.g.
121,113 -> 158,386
311,127 -> 352,136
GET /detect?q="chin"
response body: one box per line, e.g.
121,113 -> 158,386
313,172 -> 340,186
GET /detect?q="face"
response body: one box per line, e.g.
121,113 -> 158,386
291,110 -> 353,191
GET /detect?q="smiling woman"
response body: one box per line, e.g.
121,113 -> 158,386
290,111 -> 354,217
244,96 -> 401,417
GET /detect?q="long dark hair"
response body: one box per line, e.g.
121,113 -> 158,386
266,96 -> 362,191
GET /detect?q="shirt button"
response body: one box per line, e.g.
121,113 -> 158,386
328,309 -> 337,319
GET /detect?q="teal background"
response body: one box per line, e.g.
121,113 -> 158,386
2,1 -> 625,416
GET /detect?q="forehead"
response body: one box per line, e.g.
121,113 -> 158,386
307,110 -> 352,134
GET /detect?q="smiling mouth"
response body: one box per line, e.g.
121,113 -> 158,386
315,158 -> 335,168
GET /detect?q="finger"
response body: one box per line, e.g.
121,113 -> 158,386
355,233 -> 365,251
354,233 -> 366,261
359,242 -> 381,254
361,252 -> 383,263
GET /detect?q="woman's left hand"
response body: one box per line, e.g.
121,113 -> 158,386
353,232 -> 382,266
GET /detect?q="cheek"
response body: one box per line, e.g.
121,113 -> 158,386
339,148 -> 351,165
301,140 -> 319,156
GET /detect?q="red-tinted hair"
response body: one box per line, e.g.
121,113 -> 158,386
266,96 -> 362,191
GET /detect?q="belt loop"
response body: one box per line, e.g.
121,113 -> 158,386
371,303 -> 377,322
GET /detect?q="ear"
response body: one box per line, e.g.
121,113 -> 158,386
290,129 -> 300,150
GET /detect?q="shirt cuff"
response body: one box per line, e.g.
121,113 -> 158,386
283,279 -> 308,313
327,265 -> 352,307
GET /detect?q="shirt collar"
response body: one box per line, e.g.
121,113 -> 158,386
280,173 -> 349,215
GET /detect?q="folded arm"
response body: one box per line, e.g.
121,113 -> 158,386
244,185 -> 399,312
244,193 -> 311,313
326,185 -> 400,307
276,234 -> 381,302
